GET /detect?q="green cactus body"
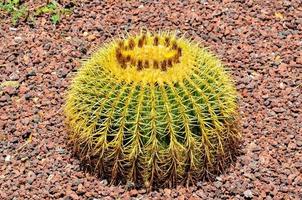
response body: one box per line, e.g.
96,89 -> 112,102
65,31 -> 241,189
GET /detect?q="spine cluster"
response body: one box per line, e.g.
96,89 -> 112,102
115,34 -> 182,71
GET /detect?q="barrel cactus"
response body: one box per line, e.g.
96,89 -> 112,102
64,31 -> 241,189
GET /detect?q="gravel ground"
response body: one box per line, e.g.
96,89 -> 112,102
0,0 -> 301,199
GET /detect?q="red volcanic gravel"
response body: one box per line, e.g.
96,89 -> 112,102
0,0 -> 301,199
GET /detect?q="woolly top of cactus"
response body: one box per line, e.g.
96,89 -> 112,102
83,31 -> 213,84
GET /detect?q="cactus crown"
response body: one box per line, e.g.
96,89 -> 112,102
86,31 -> 200,84
65,31 -> 241,189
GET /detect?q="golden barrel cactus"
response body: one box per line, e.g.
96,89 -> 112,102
64,31 -> 241,189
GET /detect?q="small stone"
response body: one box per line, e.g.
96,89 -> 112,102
196,181 -> 203,188
21,118 -> 30,125
27,70 -> 36,77
164,188 -> 171,196
76,184 -> 85,195
129,189 -> 138,197
5,155 -> 11,162
3,86 -> 18,96
83,32 -> 88,37
262,94 -> 269,99
33,97 -> 39,103
243,121 -> 249,128
56,147 -> 66,154
216,176 -> 223,181
84,191 -> 93,198
196,190 -> 206,198
243,173 -> 255,180
288,142 -> 297,150
14,36 -> 22,43
9,27 -> 17,31
47,141 -> 55,150
125,181 -> 135,190
243,189 -> 253,198
87,34 -> 96,41
0,133 -> 7,141
43,43 -> 51,51
246,82 -> 255,89
273,107 -> 286,113
10,73 -> 19,80
0,191 -> 8,199
213,181 -> 222,188
296,56 -> 302,64
248,142 -> 261,152
19,85 -> 28,94
278,63 -> 287,73
66,189 -> 79,200
264,100 -> 271,106
47,174 -> 54,182
189,196 -> 198,200
138,189 -> 146,194
178,195 -> 185,200
0,95 -> 9,102
23,55 -> 30,65
27,171 -> 37,184
24,93 -> 32,100
100,179 -> 108,186
58,68 -> 69,78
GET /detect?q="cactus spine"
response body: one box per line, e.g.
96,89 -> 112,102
64,31 -> 241,189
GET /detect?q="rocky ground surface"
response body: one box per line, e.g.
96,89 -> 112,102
0,0 -> 301,199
